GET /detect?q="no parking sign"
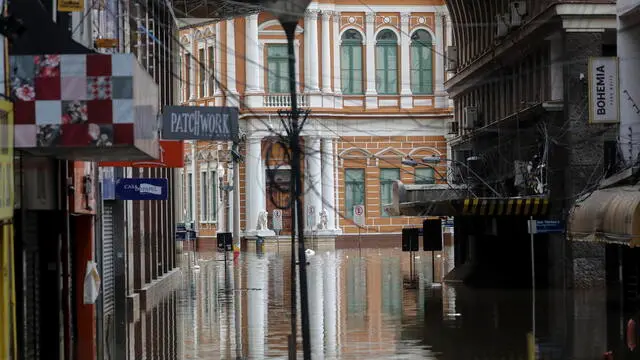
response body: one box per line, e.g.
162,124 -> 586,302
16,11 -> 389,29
353,205 -> 365,227
272,209 -> 283,231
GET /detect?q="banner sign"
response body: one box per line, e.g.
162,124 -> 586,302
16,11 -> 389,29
115,178 -> 168,201
161,106 -> 239,141
588,57 -> 619,123
99,140 -> 184,168
58,0 -> 84,12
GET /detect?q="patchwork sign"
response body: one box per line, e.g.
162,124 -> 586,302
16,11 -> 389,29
10,53 -> 159,160
161,106 -> 239,141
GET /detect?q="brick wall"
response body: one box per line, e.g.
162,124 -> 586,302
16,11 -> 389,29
337,135 -> 448,234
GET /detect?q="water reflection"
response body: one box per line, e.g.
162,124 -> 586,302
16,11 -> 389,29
178,246 -> 618,360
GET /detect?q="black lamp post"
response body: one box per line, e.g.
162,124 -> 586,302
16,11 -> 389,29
261,1 -> 312,359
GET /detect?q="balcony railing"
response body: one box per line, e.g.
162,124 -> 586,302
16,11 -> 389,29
263,94 -> 309,108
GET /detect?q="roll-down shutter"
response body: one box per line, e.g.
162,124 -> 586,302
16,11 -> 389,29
23,212 -> 40,360
102,203 -> 114,315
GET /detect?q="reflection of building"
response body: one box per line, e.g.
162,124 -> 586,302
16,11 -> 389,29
177,0 -> 455,246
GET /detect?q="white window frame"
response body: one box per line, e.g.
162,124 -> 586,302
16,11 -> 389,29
200,164 -> 218,223
186,170 -> 194,222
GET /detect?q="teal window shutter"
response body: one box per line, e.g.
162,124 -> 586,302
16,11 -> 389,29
410,29 -> 433,95
375,30 -> 398,95
345,169 -> 365,219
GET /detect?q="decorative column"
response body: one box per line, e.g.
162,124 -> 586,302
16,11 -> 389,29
306,10 -> 322,107
333,12 -> 343,108
434,11 -> 448,108
214,23 -> 223,105
321,10 -> 333,106
321,138 -> 341,234
304,11 -> 311,92
305,137 -> 323,232
400,12 -> 412,109
245,14 -> 262,107
189,52 -> 196,101
245,137 -> 263,236
226,19 -> 238,106
364,12 -> 378,109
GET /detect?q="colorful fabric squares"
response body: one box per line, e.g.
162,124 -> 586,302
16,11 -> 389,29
62,101 -> 88,124
86,100 -> 112,124
86,54 -> 112,77
110,54 -> 134,77
87,76 -> 112,100
11,56 -> 36,83
14,101 -> 35,125
60,55 -> 87,77
111,77 -> 133,99
90,124 -> 114,147
36,124 -> 62,147
14,125 -> 36,148
35,55 -> 60,78
113,123 -> 134,144
35,76 -> 61,100
35,101 -> 62,125
112,99 -> 134,123
61,77 -> 88,101
59,124 -> 91,146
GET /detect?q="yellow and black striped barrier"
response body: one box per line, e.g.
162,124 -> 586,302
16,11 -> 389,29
460,198 -> 549,216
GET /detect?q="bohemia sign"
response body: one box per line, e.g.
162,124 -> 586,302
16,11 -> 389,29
161,106 -> 239,141
588,57 -> 620,124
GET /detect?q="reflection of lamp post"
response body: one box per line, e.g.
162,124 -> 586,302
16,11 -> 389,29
261,1 -> 313,358
404,155 -> 501,197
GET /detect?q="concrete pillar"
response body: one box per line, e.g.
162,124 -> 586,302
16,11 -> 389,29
333,12 -> 343,108
321,11 -> 333,94
305,137 -> 323,231
618,3 -> 640,164
214,23 -> 222,97
245,137 -> 262,235
364,12 -> 377,109
189,52 -> 196,100
226,19 -> 238,106
400,12 -> 412,109
321,138 -> 339,233
307,10 -> 320,92
245,14 -> 261,107
548,33 -> 564,101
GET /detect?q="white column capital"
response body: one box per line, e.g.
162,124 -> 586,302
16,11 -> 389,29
333,12 -> 341,23
400,12 -> 410,25
321,10 -> 333,19
305,9 -> 320,20
247,13 -> 259,21
365,12 -> 375,24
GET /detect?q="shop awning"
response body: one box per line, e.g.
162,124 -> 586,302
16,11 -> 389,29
567,186 -> 640,246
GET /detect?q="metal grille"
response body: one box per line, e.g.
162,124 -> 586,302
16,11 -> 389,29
102,203 -> 115,315
22,212 -> 40,360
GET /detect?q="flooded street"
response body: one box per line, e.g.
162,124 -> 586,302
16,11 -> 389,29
176,244 -> 631,360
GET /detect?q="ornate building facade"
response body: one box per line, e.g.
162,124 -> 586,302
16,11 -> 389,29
177,0 -> 454,244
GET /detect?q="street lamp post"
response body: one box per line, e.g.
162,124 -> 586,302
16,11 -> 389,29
261,1 -> 312,359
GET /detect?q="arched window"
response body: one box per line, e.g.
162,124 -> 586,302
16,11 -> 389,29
375,29 -> 398,95
410,29 -> 433,94
340,29 -> 363,95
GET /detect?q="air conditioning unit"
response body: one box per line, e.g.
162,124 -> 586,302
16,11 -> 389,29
496,14 -> 510,38
510,1 -> 528,26
447,121 -> 459,135
463,106 -> 478,130
446,46 -> 458,72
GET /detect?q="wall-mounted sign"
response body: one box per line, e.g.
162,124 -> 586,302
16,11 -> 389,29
57,0 -> 84,12
272,209 -> 283,231
115,178 -> 168,201
0,100 -> 13,220
99,140 -> 184,168
353,204 -> 365,227
588,57 -> 619,124
95,38 -> 118,48
161,106 -> 239,141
